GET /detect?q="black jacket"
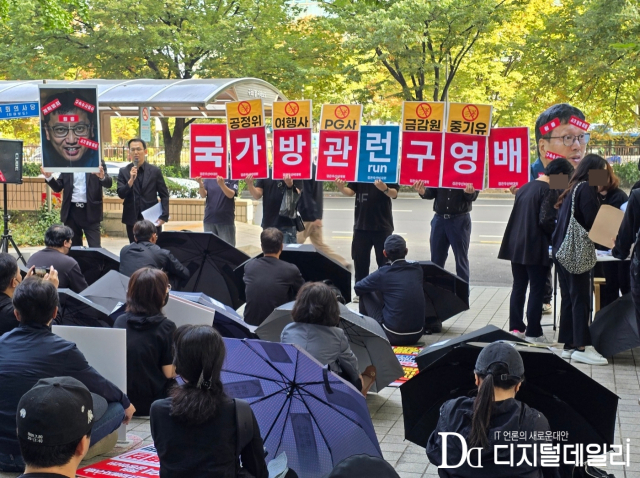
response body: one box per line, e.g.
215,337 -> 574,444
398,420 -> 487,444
613,189 -> 640,260
298,164 -> 323,222
26,248 -> 88,293
45,159 -> 112,224
0,292 -> 16,336
119,241 -> 190,280
117,162 -> 170,225
551,182 -> 600,256
421,188 -> 479,216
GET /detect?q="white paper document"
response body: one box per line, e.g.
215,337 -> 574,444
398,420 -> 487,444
141,202 -> 163,225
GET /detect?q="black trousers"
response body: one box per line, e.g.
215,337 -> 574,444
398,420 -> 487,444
127,223 -> 163,243
66,204 -> 101,247
360,292 -> 423,346
351,229 -> 390,283
509,263 -> 546,337
543,266 -> 553,304
630,258 -> 640,331
556,261 -> 592,347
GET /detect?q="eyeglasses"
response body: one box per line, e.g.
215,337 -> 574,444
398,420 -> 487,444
48,124 -> 91,138
167,284 -> 172,291
546,133 -> 590,147
129,147 -> 145,152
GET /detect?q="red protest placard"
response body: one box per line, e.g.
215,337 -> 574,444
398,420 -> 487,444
440,133 -> 487,190
189,123 -> 228,179
316,130 -> 359,181
569,115 -> 590,131
77,445 -> 159,478
78,138 -> 99,150
41,99 -> 61,115
487,127 -> 530,189
539,117 -> 560,135
272,129 -> 312,180
74,98 -> 95,113
229,126 -> 268,180
398,131 -> 443,186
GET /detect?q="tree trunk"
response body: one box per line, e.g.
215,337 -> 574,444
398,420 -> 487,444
160,117 -> 187,167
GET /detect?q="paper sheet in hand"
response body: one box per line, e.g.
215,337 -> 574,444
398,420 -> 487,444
141,202 -> 163,225
588,205 -> 624,248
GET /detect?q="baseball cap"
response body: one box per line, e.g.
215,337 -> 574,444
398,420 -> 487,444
384,235 -> 406,254
17,377 -> 108,446
474,342 -> 524,381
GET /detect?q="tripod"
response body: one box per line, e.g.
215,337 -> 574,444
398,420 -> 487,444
1,183 -> 26,265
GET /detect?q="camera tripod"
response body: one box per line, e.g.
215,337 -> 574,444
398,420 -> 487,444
1,183 -> 26,266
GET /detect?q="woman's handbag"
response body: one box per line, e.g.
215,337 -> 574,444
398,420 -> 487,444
279,185 -> 300,219
556,182 -> 597,274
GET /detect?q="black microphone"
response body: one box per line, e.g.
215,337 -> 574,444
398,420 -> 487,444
134,158 -> 139,168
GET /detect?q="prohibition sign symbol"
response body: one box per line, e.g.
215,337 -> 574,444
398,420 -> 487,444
141,108 -> 149,122
335,105 -> 350,119
285,102 -> 299,116
237,101 -> 252,116
416,103 -> 432,119
461,105 -> 479,122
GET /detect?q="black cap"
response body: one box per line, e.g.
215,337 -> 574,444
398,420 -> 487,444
384,234 -> 406,254
474,342 -> 524,381
17,377 -> 107,446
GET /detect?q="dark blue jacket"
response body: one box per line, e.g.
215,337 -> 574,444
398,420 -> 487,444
354,260 -> 425,334
530,158 -> 545,181
0,323 -> 130,455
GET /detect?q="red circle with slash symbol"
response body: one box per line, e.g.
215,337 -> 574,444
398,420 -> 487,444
461,105 -> 479,122
285,102 -> 300,116
335,105 -> 350,119
416,103 -> 432,119
237,102 -> 252,116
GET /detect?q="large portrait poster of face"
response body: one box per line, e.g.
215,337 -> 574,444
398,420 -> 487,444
39,85 -> 100,172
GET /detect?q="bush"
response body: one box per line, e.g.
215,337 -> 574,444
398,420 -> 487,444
11,205 -> 61,247
613,161 -> 639,189
22,162 -> 41,177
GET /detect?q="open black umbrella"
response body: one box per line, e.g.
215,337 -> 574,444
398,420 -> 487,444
590,293 -> 640,357
79,270 -> 129,314
68,247 -> 120,286
234,244 -> 352,303
57,289 -> 113,327
402,342 -> 618,449
420,261 -> 469,322
157,231 -> 250,309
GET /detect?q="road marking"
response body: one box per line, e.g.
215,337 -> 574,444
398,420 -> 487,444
332,231 -> 407,235
479,235 -> 504,238
480,241 -> 502,244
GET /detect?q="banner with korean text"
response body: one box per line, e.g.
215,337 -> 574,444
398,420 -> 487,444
356,125 -> 400,183
487,127 -> 530,189
316,104 -> 362,182
398,101 -> 445,186
226,99 -> 268,180
272,100 -> 312,180
189,124 -> 228,179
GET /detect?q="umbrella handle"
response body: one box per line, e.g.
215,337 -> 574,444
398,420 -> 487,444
322,365 -> 334,395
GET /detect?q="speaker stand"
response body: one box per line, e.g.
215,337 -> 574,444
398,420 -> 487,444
1,183 -> 26,265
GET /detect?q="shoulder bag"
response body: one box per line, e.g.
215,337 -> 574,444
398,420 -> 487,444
556,182 -> 597,274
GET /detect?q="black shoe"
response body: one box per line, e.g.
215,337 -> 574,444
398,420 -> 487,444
424,321 -> 442,334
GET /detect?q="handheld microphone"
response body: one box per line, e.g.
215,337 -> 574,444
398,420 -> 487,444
134,158 -> 139,168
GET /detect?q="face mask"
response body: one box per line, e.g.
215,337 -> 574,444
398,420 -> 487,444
163,293 -> 169,307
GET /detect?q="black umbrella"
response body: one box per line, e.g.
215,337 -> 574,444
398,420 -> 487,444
590,293 -> 640,357
402,342 -> 618,449
79,270 -> 129,314
68,247 -> 120,286
420,261 -> 469,322
156,231 -> 250,309
234,244 -> 352,303
56,289 -> 113,327
415,325 -> 527,370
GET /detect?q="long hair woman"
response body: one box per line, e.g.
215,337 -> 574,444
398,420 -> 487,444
150,325 -> 268,478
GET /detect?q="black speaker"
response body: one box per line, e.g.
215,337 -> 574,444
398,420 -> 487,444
0,139 -> 23,184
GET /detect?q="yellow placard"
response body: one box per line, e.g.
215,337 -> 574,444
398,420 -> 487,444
273,100 -> 312,129
320,104 -> 363,131
446,103 -> 492,136
225,99 -> 264,130
402,101 -> 445,132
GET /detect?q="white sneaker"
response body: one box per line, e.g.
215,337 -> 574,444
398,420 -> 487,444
510,330 -> 525,339
352,296 -> 359,303
525,335 -> 550,344
571,346 -> 608,365
542,304 -> 552,315
561,348 -> 575,359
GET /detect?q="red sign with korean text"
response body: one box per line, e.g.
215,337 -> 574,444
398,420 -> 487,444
272,129 -> 312,180
78,138 -> 99,150
229,126 -> 268,180
545,151 -> 564,160
189,124 -> 228,179
316,130 -> 359,181
41,99 -> 61,115
77,445 -> 159,478
399,131 -> 443,186
488,127 -> 530,189
440,133 -> 487,190
539,117 -> 560,135
569,115 -> 590,131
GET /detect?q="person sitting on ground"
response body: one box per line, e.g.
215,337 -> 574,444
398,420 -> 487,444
26,224 -> 88,293
0,276 -> 135,472
150,324 -> 268,478
354,235 -> 426,344
114,267 -> 176,416
119,220 -> 190,282
426,342 -> 556,478
281,282 -> 376,396
243,228 -> 305,326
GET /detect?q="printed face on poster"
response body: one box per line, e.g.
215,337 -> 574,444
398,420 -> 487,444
189,123 -> 228,179
316,104 -> 362,182
272,100 -> 312,180
356,125 -> 399,183
39,85 -> 100,172
487,127 -> 530,189
226,100 -> 268,180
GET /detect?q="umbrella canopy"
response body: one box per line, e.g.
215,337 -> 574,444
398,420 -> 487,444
222,338 -> 381,478
257,302 -> 402,393
79,270 -> 130,314
420,261 -> 469,322
590,293 -> 640,357
234,244 -> 352,303
68,247 -> 120,286
57,289 -> 113,327
157,231 -> 249,309
170,291 -> 257,339
401,342 -> 618,449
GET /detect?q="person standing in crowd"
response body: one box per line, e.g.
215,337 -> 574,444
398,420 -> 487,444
499,158 -> 575,343
552,154 -> 608,365
245,173 -> 302,244
26,225 -> 88,293
334,179 -> 398,300
40,161 -> 112,248
412,182 -> 478,285
117,138 -> 170,243
150,324 -> 268,478
196,175 -> 239,246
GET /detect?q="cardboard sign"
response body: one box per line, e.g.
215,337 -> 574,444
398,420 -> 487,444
272,129 -> 312,180
539,117 -> 560,135
441,133 -> 487,190
273,100 -> 311,129
589,205 -> 624,249
487,127 -> 530,189
189,123 -> 228,179
316,104 -> 363,181
356,125 -> 399,183
77,445 -> 159,478
229,126 -> 268,180
399,131 -> 444,186
569,115 -> 590,131
446,103 -> 492,136
319,104 -> 362,131
402,101 -> 445,132
225,99 -> 264,130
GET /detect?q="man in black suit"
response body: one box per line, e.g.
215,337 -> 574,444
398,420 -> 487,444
40,161 -> 112,247
117,138 -> 170,243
